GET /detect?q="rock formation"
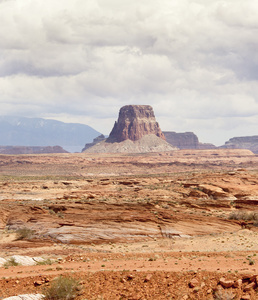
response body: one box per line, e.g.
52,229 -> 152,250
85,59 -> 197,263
82,134 -> 106,152
220,136 -> 258,154
163,131 -> 216,150
107,105 -> 166,142
83,105 -> 177,153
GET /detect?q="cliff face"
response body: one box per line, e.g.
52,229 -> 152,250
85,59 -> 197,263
220,136 -> 258,154
82,134 -> 106,152
163,132 -> 199,149
107,105 -> 165,142
163,131 -> 216,150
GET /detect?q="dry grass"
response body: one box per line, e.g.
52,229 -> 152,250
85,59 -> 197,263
229,210 -> 258,226
15,227 -> 35,240
4,257 -> 19,267
43,276 -> 81,300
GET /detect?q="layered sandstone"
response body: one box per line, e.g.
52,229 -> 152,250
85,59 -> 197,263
220,136 -> 258,154
163,131 -> 216,150
107,105 -> 165,142
82,134 -> 106,152
84,105 -> 177,153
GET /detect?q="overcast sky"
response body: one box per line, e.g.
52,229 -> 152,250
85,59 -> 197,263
0,0 -> 258,145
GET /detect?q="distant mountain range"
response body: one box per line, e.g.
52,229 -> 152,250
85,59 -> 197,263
0,116 -> 101,152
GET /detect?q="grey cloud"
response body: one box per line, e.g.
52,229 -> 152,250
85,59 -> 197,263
0,0 -> 258,145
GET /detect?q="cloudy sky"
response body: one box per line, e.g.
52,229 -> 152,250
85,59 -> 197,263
0,0 -> 258,145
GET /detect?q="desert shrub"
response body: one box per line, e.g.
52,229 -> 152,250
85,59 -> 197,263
36,258 -> 53,265
43,276 -> 81,300
15,227 -> 35,240
4,257 -> 19,267
229,210 -> 258,222
247,257 -> 255,265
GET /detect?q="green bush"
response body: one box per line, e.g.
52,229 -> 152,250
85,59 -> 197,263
43,276 -> 81,300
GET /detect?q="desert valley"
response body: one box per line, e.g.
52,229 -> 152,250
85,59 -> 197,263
0,106 -> 258,300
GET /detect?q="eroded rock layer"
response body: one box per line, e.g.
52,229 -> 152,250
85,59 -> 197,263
163,131 -> 216,149
221,136 -> 258,153
83,105 -> 176,153
108,105 -> 165,142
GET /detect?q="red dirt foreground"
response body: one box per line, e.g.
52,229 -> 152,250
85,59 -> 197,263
0,150 -> 258,299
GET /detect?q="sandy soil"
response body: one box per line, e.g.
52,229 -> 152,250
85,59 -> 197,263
0,149 -> 258,299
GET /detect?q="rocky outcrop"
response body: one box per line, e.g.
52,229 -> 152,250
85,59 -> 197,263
198,142 -> 217,150
107,105 -> 166,142
163,131 -> 216,150
84,105 -> 177,153
82,134 -> 106,152
0,256 -> 45,267
3,295 -> 43,300
220,136 -> 258,154
0,146 -> 68,154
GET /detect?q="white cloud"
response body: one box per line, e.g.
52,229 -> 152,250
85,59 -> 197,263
0,0 -> 258,145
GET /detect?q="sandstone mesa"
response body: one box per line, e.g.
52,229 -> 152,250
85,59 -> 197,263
83,105 -> 177,153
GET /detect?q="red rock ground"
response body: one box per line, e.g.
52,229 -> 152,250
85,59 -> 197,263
0,149 -> 257,299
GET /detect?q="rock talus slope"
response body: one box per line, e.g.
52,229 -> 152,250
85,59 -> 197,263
84,105 -> 177,153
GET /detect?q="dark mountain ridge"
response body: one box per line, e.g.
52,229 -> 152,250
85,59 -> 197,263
0,116 -> 101,153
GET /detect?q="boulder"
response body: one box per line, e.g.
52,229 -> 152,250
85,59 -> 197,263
0,256 -> 45,267
219,277 -> 234,288
189,278 -> 199,288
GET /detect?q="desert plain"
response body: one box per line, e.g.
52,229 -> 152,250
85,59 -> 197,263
0,149 -> 258,299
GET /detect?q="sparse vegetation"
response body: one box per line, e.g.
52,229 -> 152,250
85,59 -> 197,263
2,157 -> 258,299
57,212 -> 64,218
246,256 -> 255,265
43,276 -> 81,300
229,210 -> 258,226
36,258 -> 53,265
4,257 -> 19,267
148,257 -> 156,261
15,227 -> 35,240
